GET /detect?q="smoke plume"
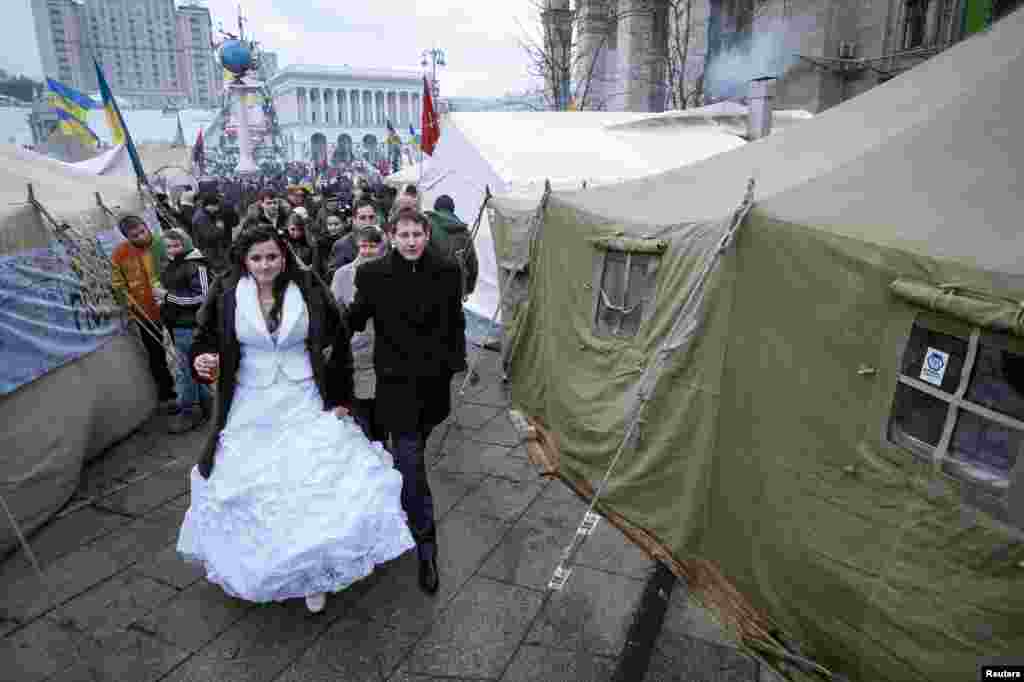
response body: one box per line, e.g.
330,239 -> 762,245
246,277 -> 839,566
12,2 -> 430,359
704,15 -> 816,100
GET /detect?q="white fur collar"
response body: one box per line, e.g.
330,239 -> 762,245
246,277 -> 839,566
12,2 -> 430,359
236,276 -> 305,347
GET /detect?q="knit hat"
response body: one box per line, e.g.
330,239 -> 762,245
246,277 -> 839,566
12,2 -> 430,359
433,195 -> 455,213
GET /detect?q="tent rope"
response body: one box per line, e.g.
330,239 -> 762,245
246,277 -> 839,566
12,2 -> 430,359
598,287 -> 645,315
432,181 -> 551,460
544,178 -> 841,679
545,178 -> 755,590
3,186 -> 158,681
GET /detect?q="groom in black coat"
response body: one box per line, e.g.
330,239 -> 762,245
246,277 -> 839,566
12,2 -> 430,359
345,208 -> 466,594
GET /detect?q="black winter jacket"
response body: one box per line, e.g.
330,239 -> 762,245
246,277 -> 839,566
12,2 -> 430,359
346,246 -> 467,380
159,249 -> 210,328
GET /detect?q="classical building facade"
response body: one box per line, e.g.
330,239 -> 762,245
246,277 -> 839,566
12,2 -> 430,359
548,0 -> 1021,114
269,65 -> 423,164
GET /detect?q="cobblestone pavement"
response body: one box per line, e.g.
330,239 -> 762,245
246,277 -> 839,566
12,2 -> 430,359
1,349 -> 776,682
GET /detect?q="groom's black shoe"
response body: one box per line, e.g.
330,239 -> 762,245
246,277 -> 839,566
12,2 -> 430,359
419,555 -> 439,594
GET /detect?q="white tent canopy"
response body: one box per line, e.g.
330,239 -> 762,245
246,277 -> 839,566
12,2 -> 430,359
386,157 -> 436,190
0,143 -> 144,254
15,143 -> 195,187
408,111 -> 756,321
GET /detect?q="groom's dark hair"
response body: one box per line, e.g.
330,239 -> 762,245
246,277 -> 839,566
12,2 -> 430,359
393,208 -> 431,235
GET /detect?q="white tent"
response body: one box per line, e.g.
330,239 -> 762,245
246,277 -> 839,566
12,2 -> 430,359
15,143 -> 193,185
386,157 -> 436,190
408,111 -> 757,322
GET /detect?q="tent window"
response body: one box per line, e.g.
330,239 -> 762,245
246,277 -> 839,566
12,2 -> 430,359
887,319 -> 1024,522
594,250 -> 658,337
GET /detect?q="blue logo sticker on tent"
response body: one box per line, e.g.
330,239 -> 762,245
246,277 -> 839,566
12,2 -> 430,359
920,347 -> 950,386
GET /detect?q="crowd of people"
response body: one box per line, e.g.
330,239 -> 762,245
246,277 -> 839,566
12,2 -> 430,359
109,171 -> 481,614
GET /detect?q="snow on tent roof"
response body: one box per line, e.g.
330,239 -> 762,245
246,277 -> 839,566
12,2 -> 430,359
603,103 -> 814,136
561,7 -> 1024,275
448,111 -> 747,195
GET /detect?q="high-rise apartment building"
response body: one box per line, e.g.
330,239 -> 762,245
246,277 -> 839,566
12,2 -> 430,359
32,0 -> 85,90
175,3 -> 217,109
31,0 -> 221,109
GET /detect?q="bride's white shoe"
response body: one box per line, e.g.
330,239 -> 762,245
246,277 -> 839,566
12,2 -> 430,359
305,592 -> 326,613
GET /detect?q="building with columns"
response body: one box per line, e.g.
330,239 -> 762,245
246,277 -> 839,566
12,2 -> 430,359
269,64 -> 423,164
547,0 -> 1021,114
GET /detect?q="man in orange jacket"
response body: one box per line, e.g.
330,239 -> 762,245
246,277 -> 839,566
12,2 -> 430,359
111,214 -> 177,414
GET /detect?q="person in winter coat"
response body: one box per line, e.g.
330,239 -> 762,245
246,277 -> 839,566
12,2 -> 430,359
345,208 -> 467,596
159,228 -> 211,433
111,215 -> 177,414
319,210 -> 349,281
425,195 -> 479,299
387,184 -> 420,222
236,203 -> 263,241
285,210 -> 315,270
331,226 -> 387,443
177,187 -> 196,235
330,198 -> 378,273
192,194 -> 231,278
257,190 -> 288,230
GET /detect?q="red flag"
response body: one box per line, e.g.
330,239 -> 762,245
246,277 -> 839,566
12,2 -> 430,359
192,128 -> 205,173
420,76 -> 440,156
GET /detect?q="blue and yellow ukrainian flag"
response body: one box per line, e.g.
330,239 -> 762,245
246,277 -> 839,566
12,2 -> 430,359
46,77 -> 100,148
385,120 -> 401,146
94,59 -> 147,185
53,108 -> 100,147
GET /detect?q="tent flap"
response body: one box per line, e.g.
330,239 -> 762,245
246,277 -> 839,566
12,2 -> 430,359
890,278 -> 1024,336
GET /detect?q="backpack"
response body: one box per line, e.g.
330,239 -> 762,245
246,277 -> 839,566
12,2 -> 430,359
428,211 -> 476,298
446,229 -> 475,298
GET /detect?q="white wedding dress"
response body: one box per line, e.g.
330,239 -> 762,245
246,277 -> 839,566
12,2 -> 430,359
177,278 -> 415,602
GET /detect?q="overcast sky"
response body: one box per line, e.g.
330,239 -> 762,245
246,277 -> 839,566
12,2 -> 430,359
2,0 -> 544,98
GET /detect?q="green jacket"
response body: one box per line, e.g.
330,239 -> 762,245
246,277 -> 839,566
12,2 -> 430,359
426,209 -> 478,298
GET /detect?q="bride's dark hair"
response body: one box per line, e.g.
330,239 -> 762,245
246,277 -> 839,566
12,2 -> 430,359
230,224 -> 300,331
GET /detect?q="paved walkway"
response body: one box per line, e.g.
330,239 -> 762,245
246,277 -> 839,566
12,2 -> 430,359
1,349 -> 776,682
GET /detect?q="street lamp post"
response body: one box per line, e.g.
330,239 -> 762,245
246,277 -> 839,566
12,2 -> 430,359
420,48 -> 447,100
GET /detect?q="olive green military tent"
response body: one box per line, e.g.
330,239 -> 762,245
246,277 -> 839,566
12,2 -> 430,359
493,8 -> 1024,682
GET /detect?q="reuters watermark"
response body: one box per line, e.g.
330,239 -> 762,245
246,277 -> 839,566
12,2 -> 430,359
982,666 -> 1024,680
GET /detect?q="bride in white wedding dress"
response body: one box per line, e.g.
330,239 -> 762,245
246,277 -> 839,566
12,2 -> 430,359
177,225 -> 414,613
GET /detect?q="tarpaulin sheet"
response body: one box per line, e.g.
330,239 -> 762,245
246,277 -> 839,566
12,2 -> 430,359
0,230 -> 128,395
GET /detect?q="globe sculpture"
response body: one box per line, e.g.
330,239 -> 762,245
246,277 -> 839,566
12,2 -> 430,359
220,39 -> 259,174
220,40 -> 254,78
